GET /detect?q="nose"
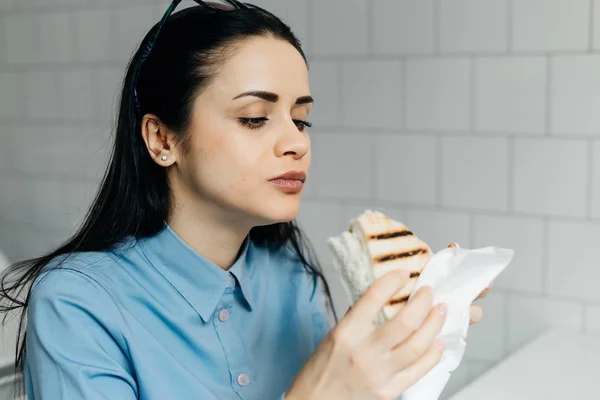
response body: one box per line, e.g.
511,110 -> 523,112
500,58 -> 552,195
274,121 -> 309,160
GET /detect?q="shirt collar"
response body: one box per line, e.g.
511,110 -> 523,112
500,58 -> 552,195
138,223 -> 254,322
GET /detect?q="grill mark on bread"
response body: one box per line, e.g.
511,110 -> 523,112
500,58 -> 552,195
368,230 -> 413,240
374,248 -> 429,263
389,295 -> 410,305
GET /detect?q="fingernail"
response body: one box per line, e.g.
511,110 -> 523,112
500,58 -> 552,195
438,303 -> 448,316
399,269 -> 410,279
486,283 -> 493,290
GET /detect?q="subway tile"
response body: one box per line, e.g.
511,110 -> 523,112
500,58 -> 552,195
509,294 -> 582,353
512,0 -> 589,51
547,221 -> 600,302
551,55 -> 600,136
311,133 -> 371,199
375,135 -> 436,205
341,61 -> 404,129
406,58 -> 470,131
440,0 -> 508,53
513,139 -> 587,217
311,0 -> 368,56
373,0 -> 435,55
475,57 -> 545,134
472,214 -> 544,292
441,137 -> 508,211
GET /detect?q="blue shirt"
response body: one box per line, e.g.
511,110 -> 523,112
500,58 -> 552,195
24,223 -> 333,399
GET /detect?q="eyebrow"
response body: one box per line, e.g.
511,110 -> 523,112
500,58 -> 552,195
232,91 -> 314,105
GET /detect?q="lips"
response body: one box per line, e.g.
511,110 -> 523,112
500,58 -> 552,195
269,170 -> 307,183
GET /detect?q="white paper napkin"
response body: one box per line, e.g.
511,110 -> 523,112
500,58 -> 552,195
401,246 -> 514,400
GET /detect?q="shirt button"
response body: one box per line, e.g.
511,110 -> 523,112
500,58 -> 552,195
226,276 -> 233,288
218,308 -> 229,322
237,373 -> 250,387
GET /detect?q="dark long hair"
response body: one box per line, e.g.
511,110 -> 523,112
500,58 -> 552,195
0,1 -> 337,382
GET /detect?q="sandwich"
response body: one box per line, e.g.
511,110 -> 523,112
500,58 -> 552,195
327,210 -> 433,326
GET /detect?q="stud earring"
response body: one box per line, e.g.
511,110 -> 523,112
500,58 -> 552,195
161,155 -> 168,161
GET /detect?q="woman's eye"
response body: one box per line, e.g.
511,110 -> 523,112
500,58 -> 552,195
238,117 -> 268,129
293,119 -> 312,132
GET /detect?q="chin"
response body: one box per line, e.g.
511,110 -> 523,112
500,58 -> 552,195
255,195 -> 302,225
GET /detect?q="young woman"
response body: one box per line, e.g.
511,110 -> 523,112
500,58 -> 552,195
1,1 -> 488,399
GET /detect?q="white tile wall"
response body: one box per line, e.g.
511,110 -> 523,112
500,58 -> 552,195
311,0 -> 368,56
403,209 -> 470,252
0,72 -> 24,119
341,61 -> 404,129
508,294 -> 583,352
475,57 -> 546,134
440,0 -> 508,54
592,141 -> 600,218
75,9 -> 113,63
464,292 -> 506,362
5,15 -> 38,64
513,139 -> 587,217
39,12 -> 73,63
113,5 -> 157,61
441,137 -> 508,211
307,62 -> 340,127
2,0 -> 600,396
406,58 -> 471,131
24,72 -> 60,119
547,221 -> 600,302
551,55 -> 600,136
373,0 -> 435,55
375,135 -> 436,205
584,305 -> 600,333
512,0 -> 590,51
311,133 -> 372,199
472,215 -> 544,292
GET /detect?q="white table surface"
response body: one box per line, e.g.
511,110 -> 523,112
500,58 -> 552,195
450,329 -> 600,400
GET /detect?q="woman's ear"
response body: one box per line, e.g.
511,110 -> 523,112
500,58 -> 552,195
140,114 -> 179,166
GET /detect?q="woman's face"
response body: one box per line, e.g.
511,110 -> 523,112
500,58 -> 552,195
173,36 -> 313,227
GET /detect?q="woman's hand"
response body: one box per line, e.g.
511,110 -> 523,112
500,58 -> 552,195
448,242 -> 491,326
286,271 -> 447,400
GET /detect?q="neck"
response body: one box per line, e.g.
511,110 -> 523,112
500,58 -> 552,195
167,194 -> 252,271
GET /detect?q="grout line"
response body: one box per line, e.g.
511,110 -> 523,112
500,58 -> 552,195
590,0 -> 595,51
470,57 -> 476,132
435,136 -> 443,207
401,61 -> 407,130
507,0 -> 513,53
301,193 -> 600,226
545,56 -> 552,136
306,0 -> 314,59
336,61 -> 344,125
434,0 -> 441,55
366,0 -> 374,57
507,137 -> 515,211
300,125 -> 600,140
6,50 -> 600,72
370,135 -> 377,202
467,212 -> 475,248
540,217 -> 550,295
503,292 -> 512,355
587,139 -> 595,219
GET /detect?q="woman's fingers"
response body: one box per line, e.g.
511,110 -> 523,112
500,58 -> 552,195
384,338 -> 445,395
386,302 -> 447,372
373,286 -> 435,350
469,304 -> 483,325
344,270 -> 411,336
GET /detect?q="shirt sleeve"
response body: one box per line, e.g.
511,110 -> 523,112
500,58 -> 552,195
25,270 -> 137,400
